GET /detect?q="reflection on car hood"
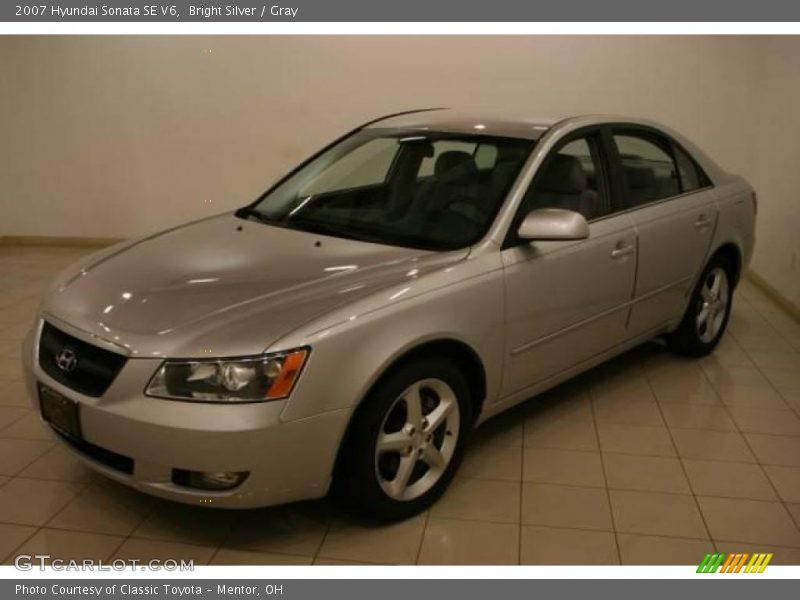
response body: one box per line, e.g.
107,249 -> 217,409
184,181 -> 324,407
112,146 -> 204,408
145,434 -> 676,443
43,213 -> 468,357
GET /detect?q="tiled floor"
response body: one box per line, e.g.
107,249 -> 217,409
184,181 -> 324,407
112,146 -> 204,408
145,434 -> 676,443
1,244 -> 800,565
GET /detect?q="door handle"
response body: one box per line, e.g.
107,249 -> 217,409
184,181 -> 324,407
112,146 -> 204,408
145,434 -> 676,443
694,215 -> 712,229
611,244 -> 635,259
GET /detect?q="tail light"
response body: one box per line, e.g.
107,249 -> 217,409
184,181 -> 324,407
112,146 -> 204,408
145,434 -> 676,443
751,191 -> 758,216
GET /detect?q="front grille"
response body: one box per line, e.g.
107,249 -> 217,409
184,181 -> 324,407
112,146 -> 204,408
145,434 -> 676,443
38,322 -> 127,397
53,428 -> 134,474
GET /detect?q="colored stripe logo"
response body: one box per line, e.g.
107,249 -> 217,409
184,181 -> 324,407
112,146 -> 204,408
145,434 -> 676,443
697,552 -> 773,573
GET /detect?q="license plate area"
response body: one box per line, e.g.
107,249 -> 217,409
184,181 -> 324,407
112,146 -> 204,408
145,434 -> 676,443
39,384 -> 82,439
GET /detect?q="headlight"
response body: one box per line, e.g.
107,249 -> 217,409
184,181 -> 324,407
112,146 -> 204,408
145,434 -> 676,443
145,348 -> 309,403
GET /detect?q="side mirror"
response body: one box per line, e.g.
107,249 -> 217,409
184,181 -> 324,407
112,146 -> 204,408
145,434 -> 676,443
517,208 -> 590,242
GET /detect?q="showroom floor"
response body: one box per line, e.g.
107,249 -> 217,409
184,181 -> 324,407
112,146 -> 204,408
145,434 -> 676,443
1,245 -> 799,566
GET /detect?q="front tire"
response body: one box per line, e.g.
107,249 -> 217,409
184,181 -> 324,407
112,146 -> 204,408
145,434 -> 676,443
333,355 -> 472,521
666,254 -> 734,357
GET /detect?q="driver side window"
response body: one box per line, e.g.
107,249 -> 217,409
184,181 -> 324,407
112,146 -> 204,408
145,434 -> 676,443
520,134 -> 609,222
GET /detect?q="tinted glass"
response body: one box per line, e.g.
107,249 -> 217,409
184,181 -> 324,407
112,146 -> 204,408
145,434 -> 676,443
417,140 -> 500,176
301,138 -> 397,195
474,144 -> 499,170
614,133 -> 680,206
246,130 -> 533,251
418,140 -> 475,177
519,136 -> 607,221
673,145 -> 705,192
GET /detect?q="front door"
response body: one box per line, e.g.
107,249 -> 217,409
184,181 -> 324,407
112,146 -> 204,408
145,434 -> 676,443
500,130 -> 637,398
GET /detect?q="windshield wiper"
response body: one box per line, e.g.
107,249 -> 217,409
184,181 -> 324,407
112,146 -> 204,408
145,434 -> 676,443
286,218 -> 383,244
237,208 -> 390,246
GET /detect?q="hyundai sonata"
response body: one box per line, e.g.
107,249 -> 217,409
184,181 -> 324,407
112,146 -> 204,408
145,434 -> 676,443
22,110 -> 756,520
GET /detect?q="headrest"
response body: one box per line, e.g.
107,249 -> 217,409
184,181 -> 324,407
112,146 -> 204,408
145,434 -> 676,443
624,165 -> 657,190
435,151 -> 477,177
538,154 -> 587,194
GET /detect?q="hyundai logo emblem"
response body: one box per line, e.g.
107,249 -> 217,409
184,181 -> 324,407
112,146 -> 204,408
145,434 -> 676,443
54,348 -> 79,373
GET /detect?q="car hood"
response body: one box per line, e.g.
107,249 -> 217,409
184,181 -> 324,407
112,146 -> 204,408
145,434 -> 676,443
43,213 -> 467,357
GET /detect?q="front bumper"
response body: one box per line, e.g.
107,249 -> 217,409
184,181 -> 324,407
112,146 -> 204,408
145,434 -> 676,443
22,326 -> 351,509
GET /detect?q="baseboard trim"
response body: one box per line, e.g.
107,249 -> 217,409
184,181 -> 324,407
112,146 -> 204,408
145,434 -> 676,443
0,235 -> 123,248
745,268 -> 800,324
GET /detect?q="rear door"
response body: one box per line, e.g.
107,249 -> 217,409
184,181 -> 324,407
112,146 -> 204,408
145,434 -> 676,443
609,128 -> 718,335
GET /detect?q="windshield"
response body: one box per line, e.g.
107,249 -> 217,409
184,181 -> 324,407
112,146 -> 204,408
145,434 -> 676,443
243,129 -> 534,251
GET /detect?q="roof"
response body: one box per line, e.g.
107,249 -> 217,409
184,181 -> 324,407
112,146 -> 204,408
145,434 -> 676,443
366,109 -> 564,140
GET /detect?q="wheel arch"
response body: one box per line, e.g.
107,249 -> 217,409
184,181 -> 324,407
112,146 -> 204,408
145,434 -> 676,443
331,337 -> 488,479
710,242 -> 743,285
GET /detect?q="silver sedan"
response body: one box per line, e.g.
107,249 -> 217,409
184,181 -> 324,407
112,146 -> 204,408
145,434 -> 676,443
22,110 -> 756,520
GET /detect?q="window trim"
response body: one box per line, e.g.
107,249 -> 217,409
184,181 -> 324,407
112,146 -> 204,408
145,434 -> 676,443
502,126 -> 612,249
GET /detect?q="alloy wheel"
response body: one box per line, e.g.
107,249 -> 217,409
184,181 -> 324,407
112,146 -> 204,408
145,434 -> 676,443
374,378 -> 460,501
696,267 -> 730,344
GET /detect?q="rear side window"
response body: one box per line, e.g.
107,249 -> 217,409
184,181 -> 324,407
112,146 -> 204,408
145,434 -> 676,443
673,145 -> 708,192
418,140 -> 499,177
474,144 -> 499,170
613,133 -> 680,207
418,141 -> 474,177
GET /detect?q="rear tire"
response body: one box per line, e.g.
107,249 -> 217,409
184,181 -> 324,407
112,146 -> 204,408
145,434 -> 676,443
666,254 -> 734,357
332,354 -> 472,521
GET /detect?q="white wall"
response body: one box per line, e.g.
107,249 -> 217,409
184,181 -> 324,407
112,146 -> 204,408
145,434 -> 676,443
748,37 -> 800,307
0,36 -> 795,304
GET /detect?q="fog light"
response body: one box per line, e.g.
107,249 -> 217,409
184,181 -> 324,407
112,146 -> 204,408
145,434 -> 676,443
172,468 -> 249,491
